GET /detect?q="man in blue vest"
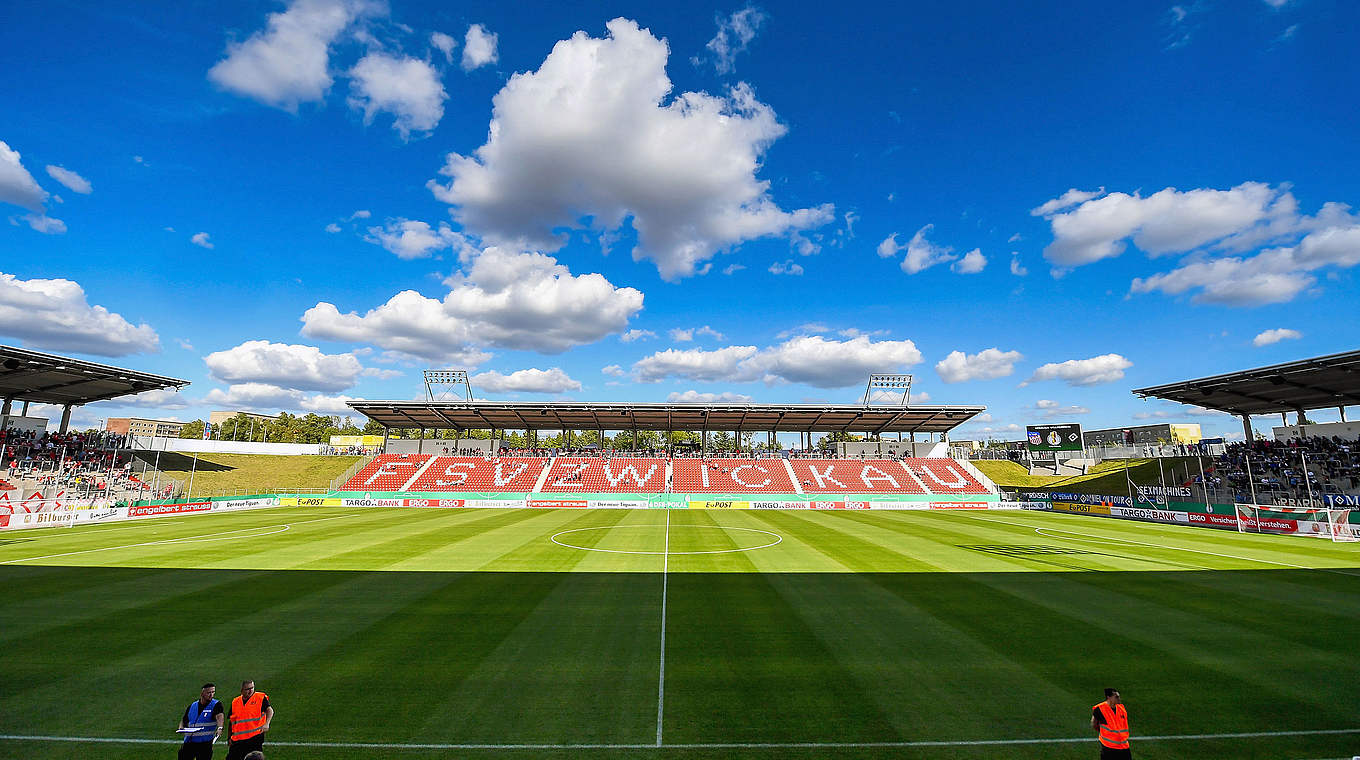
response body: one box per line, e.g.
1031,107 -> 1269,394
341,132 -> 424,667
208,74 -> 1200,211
177,683 -> 224,759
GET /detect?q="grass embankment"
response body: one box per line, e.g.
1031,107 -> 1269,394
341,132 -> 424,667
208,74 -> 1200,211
131,452 -> 362,497
973,456 -> 1209,495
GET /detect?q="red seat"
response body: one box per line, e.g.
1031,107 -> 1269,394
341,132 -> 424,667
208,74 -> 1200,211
342,454 -> 432,491
902,458 -> 991,494
788,459 -> 926,494
406,457 -> 548,492
672,459 -> 795,493
538,458 -> 666,493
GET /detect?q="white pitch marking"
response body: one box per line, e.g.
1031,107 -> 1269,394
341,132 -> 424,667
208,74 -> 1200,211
961,513 -> 1360,575
550,524 -> 782,555
2,727 -> 1358,749
656,509 -> 669,747
0,513 -> 358,565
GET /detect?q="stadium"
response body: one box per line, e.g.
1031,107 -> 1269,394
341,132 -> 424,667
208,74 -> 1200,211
5,3 -> 1360,759
2,346 -> 1358,760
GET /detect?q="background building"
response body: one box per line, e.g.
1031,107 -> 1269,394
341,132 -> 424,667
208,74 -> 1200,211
1083,423 -> 1201,447
106,417 -> 186,438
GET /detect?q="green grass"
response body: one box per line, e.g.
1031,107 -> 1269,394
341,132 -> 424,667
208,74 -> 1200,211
1,507 -> 1356,759
131,452 -> 363,497
974,456 -> 1209,494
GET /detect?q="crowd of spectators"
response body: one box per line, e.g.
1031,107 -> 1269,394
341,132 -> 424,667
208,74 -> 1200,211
0,429 -> 161,499
1200,435 -> 1360,504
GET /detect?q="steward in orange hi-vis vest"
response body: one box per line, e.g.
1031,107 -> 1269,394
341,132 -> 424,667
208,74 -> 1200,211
226,680 -> 272,760
1091,688 -> 1131,759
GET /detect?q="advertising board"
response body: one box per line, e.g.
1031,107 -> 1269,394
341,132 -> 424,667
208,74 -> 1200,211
1025,423 -> 1083,452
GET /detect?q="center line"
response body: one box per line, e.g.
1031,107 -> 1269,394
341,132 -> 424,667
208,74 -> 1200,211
656,509 -> 669,747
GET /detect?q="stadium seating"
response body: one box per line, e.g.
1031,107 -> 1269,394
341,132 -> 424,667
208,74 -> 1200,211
345,454 -> 433,491
902,458 -> 992,494
406,457 -> 549,492
343,454 -> 994,496
538,458 -> 667,493
672,458 -> 797,493
789,459 -> 927,494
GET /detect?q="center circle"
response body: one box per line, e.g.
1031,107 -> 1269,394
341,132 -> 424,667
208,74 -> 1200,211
550,524 -> 783,555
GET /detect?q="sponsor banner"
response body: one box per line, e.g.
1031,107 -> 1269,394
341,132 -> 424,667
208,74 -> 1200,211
217,498 -> 277,511
928,502 -> 989,510
279,497 -> 342,507
129,501 -> 212,518
751,500 -> 809,509
1110,506 -> 1190,524
1017,502 -> 1052,511
689,500 -> 749,509
529,499 -> 588,508
1051,502 -> 1111,516
807,501 -> 871,509
589,500 -> 651,509
1323,494 -> 1360,507
341,498 -> 405,508
1137,485 -> 1193,498
403,498 -> 467,508
870,503 -> 930,510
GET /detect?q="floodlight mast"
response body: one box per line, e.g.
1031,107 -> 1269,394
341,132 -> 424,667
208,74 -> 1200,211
424,369 -> 474,402
864,373 -> 913,408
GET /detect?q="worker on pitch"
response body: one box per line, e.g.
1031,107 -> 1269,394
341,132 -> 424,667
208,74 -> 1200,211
1091,688 -> 1131,759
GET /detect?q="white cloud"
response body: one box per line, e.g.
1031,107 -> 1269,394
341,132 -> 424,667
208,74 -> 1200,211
634,345 -> 758,383
601,364 -> 625,377
1130,224 -> 1360,306
208,0 -> 372,110
1033,399 -> 1091,418
350,209 -> 371,219
348,53 -> 447,138
0,141 -> 47,212
23,214 -> 66,235
202,382 -> 360,415
0,272 -> 159,356
1010,253 -> 1028,276
951,248 -> 987,274
1035,182 -> 1304,267
935,348 -> 1023,383
722,264 -> 746,275
1252,327 -> 1302,347
768,259 -> 804,276
667,390 -> 753,403
44,165 -> 92,194
430,31 -> 457,63
1030,187 -> 1104,217
324,222 -> 342,233
191,232 -> 214,249
633,335 -> 922,389
301,246 -> 644,361
204,340 -> 365,392
176,339 -> 194,351
620,329 -> 656,343
365,218 -> 466,259
461,23 -> 498,70
428,18 -> 833,280
472,367 -> 581,394
670,325 -> 724,342
122,388 -> 191,410
695,6 -> 766,74
879,225 -> 958,274
1025,353 -> 1132,387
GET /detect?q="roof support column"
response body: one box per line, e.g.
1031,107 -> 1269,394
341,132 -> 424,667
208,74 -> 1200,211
382,426 -> 389,453
59,404 -> 72,434
1296,408 -> 1307,438
21,401 -> 29,416
1241,414 -> 1253,442
1340,406 -> 1348,422
1,398 -> 10,416
418,426 -> 425,454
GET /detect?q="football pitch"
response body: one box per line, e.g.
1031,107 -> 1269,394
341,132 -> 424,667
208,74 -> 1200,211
1,506 -> 1357,759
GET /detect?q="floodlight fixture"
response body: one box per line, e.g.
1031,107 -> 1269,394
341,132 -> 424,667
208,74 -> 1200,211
424,369 -> 474,402
864,373 -> 913,408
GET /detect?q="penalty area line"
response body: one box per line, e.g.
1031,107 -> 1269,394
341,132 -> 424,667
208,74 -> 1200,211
3,727 -> 1359,750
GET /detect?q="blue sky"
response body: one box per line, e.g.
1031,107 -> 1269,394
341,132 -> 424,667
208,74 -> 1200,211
2,0 -> 1358,441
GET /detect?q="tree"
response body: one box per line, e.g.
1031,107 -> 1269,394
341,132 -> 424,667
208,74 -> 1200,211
178,420 -> 220,440
818,431 -> 862,451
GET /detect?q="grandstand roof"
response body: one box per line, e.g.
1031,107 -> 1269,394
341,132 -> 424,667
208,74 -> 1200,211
346,401 -> 986,434
1132,349 -> 1360,416
0,344 -> 189,406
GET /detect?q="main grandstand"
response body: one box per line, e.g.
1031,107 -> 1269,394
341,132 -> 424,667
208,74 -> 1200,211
339,399 -> 998,502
